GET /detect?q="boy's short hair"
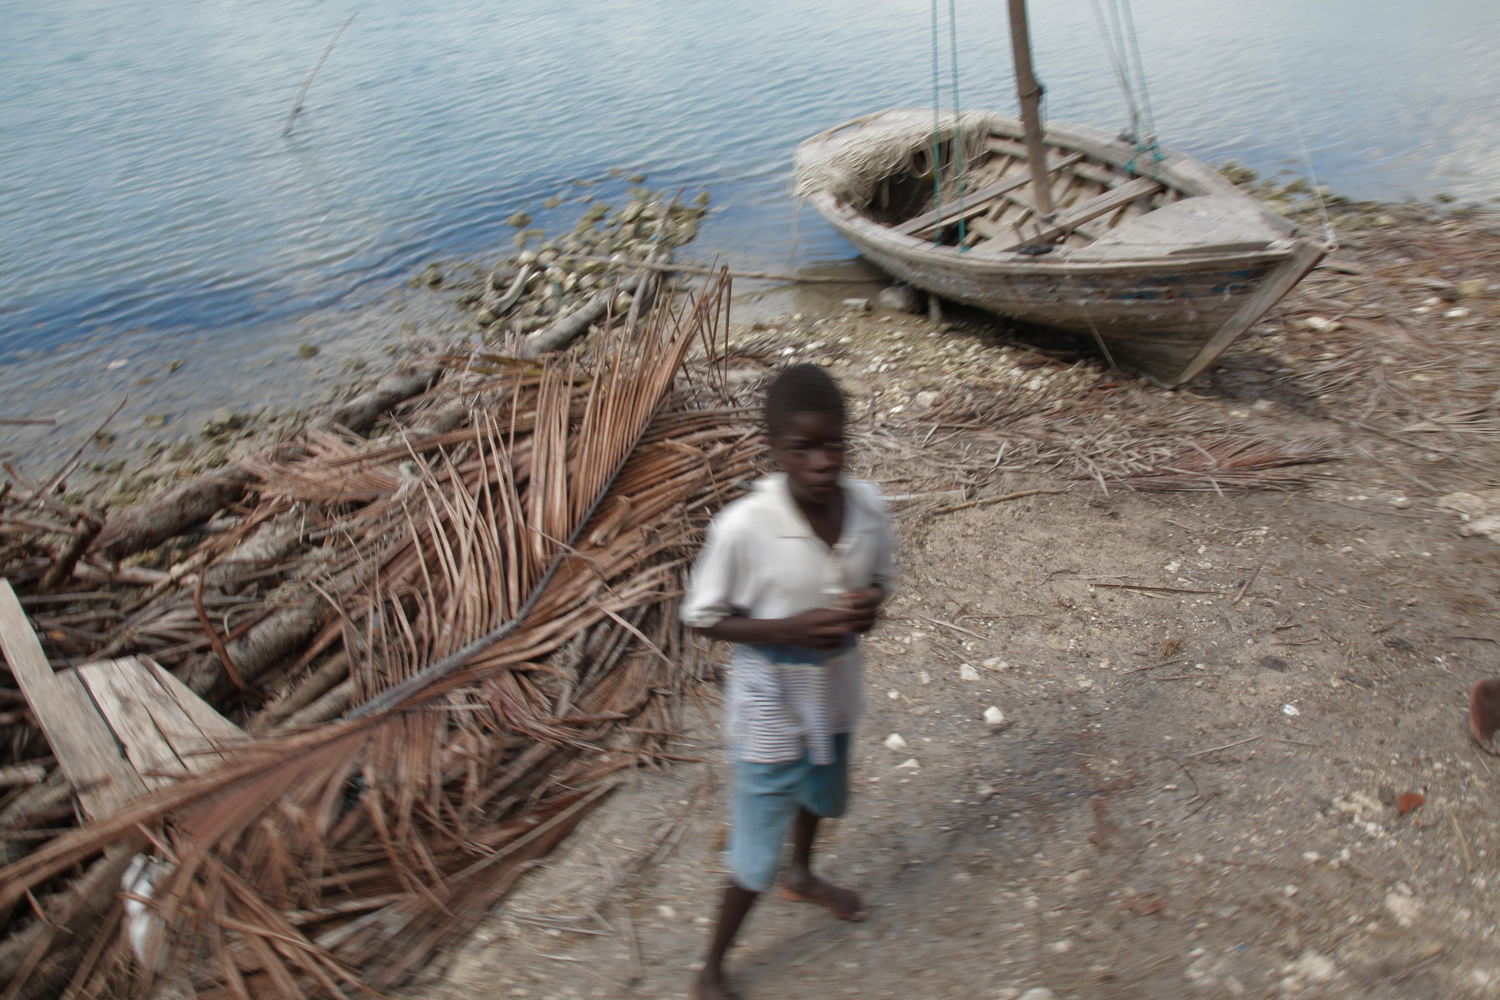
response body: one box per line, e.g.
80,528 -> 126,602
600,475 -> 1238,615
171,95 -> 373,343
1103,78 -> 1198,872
764,363 -> 846,438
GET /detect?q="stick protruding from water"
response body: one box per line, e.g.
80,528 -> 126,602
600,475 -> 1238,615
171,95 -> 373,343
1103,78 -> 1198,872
282,12 -> 357,137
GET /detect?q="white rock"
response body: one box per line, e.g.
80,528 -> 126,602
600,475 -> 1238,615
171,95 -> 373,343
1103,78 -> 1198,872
842,297 -> 871,312
1076,676 -> 1093,691
1282,703 -> 1300,716
982,657 -> 1009,670
914,389 -> 941,410
959,663 -> 981,681
976,783 -> 996,798
883,733 -> 908,752
1018,990 -> 1057,1000
1444,307 -> 1472,320
876,284 -> 921,313
1302,316 -> 1341,333
656,904 -> 677,919
984,705 -> 1006,726
1384,889 -> 1424,927
896,758 -> 920,769
1291,950 -> 1337,983
918,669 -> 932,685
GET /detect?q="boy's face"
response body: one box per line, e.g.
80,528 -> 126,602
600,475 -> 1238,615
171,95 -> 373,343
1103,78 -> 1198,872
770,410 -> 845,505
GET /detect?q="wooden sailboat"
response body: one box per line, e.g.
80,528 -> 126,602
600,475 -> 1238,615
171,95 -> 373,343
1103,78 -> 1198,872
794,0 -> 1328,388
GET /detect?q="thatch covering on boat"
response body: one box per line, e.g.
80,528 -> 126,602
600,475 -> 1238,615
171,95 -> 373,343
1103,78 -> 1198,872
792,107 -> 998,206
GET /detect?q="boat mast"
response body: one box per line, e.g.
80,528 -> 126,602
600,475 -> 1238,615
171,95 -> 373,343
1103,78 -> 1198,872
1007,0 -> 1054,217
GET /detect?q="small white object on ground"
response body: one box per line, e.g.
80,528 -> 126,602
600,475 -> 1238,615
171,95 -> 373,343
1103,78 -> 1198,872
1283,703 -> 1300,717
918,669 -> 932,685
982,657 -> 1009,670
896,758 -> 920,769
123,855 -> 171,970
1290,950 -> 1337,983
984,705 -> 1006,726
883,733 -> 908,751
1018,989 -> 1058,1000
1384,887 -> 1423,927
876,284 -> 921,313
959,663 -> 981,681
842,297 -> 871,312
914,389 -> 941,410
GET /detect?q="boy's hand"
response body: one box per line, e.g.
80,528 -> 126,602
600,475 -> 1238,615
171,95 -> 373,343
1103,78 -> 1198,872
839,587 -> 885,633
773,607 -> 858,649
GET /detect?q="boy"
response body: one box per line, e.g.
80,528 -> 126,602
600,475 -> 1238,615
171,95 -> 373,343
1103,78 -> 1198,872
682,364 -> 895,1000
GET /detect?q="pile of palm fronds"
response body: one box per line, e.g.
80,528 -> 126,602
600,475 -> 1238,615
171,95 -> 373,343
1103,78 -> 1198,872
1085,435 -> 1342,492
0,271 -> 768,998
840,362 -> 1343,495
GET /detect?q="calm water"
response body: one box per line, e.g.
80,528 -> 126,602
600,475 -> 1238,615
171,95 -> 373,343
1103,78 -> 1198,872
3,0 -> 1498,462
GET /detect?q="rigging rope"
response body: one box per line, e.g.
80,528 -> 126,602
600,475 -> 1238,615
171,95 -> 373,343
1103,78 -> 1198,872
1268,55 -> 1338,249
927,0 -> 969,249
930,0 -> 945,245
947,0 -> 967,249
1089,0 -> 1161,176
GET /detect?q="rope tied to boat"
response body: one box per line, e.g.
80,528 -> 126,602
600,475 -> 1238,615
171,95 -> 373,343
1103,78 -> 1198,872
1089,0 -> 1163,177
928,0 -> 969,250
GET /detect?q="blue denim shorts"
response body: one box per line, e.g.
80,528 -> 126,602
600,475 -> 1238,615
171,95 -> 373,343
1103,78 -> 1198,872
729,732 -> 851,893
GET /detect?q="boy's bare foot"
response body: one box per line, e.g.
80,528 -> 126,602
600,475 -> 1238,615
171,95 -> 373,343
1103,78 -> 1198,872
778,876 -> 867,921
692,967 -> 735,1000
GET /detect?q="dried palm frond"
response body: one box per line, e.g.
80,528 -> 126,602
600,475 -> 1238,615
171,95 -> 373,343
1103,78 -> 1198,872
0,270 -> 763,998
1094,436 -> 1342,492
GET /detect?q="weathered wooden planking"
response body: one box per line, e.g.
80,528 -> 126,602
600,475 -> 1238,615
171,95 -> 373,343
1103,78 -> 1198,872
77,660 -> 184,789
138,656 -> 244,749
1028,177 -> 1163,243
897,151 -> 1085,236
0,580 -> 147,818
1070,194 -> 1282,261
77,657 -> 245,784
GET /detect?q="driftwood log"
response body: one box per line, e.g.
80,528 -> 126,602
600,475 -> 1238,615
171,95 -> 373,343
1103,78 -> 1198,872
246,651 -> 350,734
90,367 -> 440,564
307,366 -> 440,435
524,270 -> 659,355
91,468 -> 255,563
183,597 -> 326,703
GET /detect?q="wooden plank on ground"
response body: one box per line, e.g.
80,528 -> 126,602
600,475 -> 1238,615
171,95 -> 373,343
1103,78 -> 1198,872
78,660 -> 183,790
140,656 -> 244,749
0,580 -> 148,819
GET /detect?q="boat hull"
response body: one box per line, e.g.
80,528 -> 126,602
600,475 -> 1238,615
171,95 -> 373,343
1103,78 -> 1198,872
799,112 -> 1328,386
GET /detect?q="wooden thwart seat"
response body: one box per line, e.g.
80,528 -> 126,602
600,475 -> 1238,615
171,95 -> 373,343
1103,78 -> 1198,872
897,151 -> 1085,236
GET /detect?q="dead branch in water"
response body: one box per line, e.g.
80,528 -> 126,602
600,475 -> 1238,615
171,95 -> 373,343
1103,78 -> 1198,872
282,12 -> 357,137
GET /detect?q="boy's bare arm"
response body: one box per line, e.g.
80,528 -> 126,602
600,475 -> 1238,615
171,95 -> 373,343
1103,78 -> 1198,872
698,608 -> 858,649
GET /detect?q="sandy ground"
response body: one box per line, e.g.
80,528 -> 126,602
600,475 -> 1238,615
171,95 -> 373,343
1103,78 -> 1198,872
403,481 -> 1500,1000
391,204 -> 1500,1000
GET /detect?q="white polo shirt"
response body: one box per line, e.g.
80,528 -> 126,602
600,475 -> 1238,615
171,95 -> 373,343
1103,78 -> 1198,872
682,473 -> 897,764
